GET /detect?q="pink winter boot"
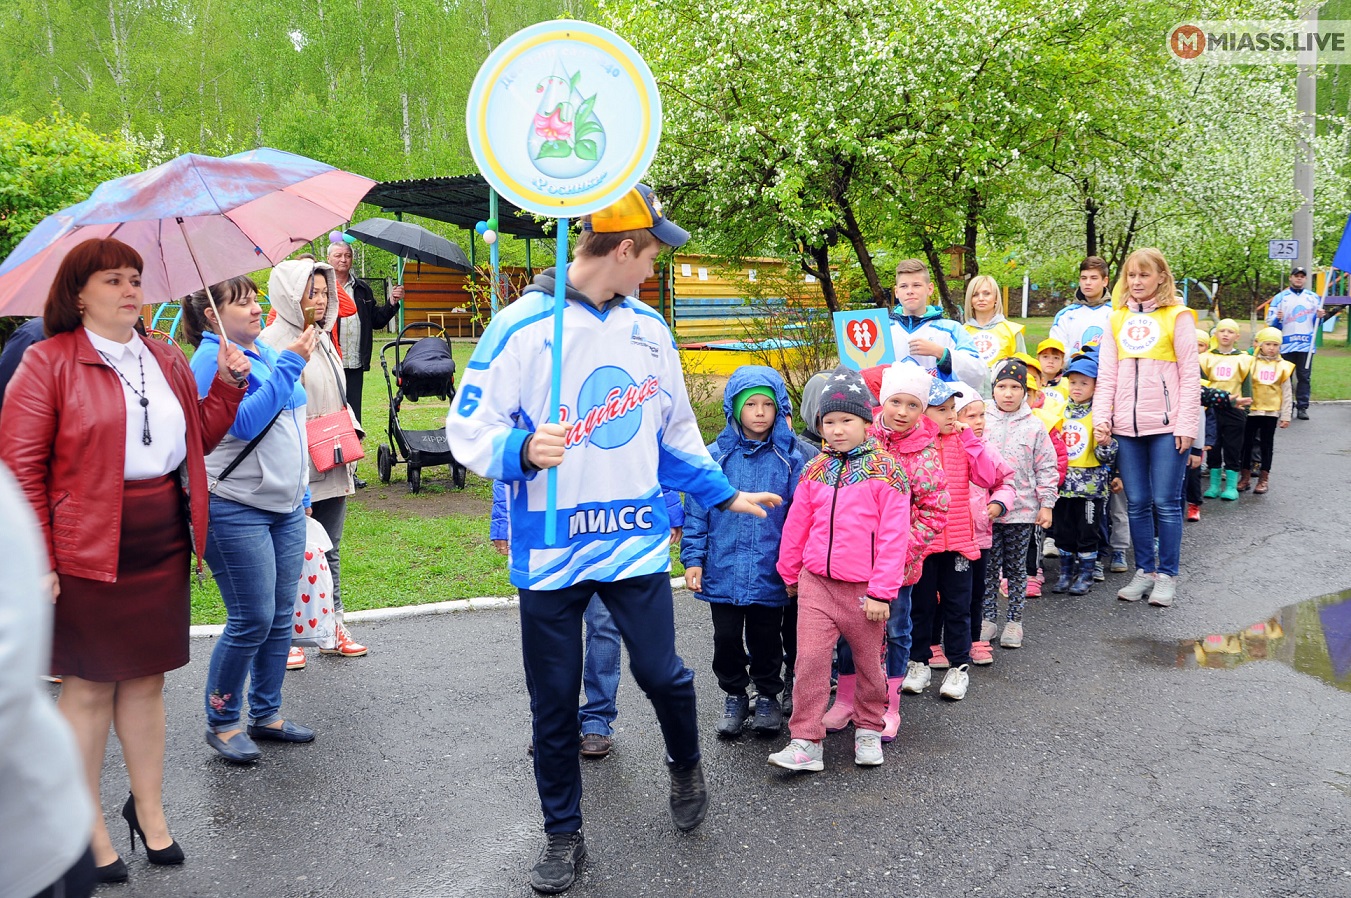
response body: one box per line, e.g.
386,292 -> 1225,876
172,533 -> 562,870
822,674 -> 856,732
881,677 -> 903,742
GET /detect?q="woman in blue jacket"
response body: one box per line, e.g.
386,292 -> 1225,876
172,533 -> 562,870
682,366 -> 807,738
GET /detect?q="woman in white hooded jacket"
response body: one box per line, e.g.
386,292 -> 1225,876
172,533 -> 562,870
261,260 -> 368,660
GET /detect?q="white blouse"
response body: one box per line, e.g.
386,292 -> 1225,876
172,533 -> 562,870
85,330 -> 188,480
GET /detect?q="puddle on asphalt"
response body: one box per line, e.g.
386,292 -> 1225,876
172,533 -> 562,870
1130,588 -> 1351,693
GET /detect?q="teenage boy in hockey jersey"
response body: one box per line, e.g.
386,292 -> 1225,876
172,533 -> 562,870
1049,257 -> 1113,354
445,185 -> 780,895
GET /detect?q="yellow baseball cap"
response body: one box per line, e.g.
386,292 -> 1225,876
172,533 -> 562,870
1036,338 -> 1066,356
585,183 -> 690,248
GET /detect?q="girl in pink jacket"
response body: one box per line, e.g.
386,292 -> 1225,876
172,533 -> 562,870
903,378 -> 1014,701
823,362 -> 947,742
927,388 -> 1016,668
771,370 -> 910,772
983,359 -> 1060,651
1091,248 -> 1200,609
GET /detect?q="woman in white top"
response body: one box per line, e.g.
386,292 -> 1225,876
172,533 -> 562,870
0,238 -> 247,884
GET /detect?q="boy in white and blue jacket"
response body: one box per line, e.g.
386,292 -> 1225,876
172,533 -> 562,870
681,366 -> 807,740
445,184 -> 780,893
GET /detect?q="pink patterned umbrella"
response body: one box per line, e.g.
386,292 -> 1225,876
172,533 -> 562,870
0,148 -> 376,316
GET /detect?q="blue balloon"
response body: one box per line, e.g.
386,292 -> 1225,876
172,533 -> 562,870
475,221 -> 489,235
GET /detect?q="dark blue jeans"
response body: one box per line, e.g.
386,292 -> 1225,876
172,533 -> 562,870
579,595 -> 621,737
1115,433 -> 1188,577
203,497 -> 307,730
519,572 -> 699,834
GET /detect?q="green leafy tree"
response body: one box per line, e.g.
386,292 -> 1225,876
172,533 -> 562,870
0,107 -> 141,258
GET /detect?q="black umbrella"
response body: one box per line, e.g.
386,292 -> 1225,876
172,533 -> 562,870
346,218 -> 472,272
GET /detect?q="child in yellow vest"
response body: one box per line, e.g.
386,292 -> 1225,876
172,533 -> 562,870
1198,319 -> 1254,501
1036,339 -> 1070,420
1050,349 -> 1117,595
964,274 -> 1026,373
1239,327 -> 1294,494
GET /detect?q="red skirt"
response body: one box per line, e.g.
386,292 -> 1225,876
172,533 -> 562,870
51,474 -> 191,681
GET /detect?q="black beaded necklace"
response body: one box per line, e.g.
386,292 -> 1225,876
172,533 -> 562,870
97,348 -> 153,446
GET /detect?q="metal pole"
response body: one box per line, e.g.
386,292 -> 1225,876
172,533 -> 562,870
525,238 -> 533,275
488,189 -> 501,315
1021,272 -> 1029,318
544,219 -> 569,546
1294,5 -> 1317,277
395,211 -> 405,331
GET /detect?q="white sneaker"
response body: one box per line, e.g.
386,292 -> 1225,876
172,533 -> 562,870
939,665 -> 970,700
901,660 -> 931,694
1000,621 -> 1024,649
1117,569 -> 1155,602
979,619 -> 998,642
1042,536 -> 1059,558
1148,573 -> 1176,607
854,728 -> 884,766
768,738 -> 824,772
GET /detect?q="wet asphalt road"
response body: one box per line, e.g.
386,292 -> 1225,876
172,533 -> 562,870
89,406 -> 1351,898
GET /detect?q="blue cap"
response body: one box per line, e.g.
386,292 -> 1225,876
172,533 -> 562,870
926,377 -> 965,406
1065,354 -> 1099,380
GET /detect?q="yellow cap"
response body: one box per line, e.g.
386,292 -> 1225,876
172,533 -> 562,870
586,184 -> 690,247
1036,338 -> 1066,356
1255,326 -> 1282,345
1214,318 -> 1240,335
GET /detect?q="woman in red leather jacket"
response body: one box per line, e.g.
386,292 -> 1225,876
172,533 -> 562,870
0,238 -> 247,884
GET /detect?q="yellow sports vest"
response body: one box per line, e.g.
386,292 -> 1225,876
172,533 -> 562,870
1110,305 -> 1194,361
1199,351 -> 1253,399
1039,383 -> 1069,421
1032,400 -> 1061,434
965,321 -> 1024,367
1060,411 -> 1100,468
1250,357 -> 1294,413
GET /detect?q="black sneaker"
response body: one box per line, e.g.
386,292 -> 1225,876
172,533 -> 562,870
354,476 -> 368,489
781,669 -> 794,717
1297,409 -> 1310,420
751,695 -> 783,735
715,694 -> 750,739
667,759 -> 708,832
529,831 -> 586,894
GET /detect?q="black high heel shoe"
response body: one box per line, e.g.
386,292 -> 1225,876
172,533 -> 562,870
121,793 -> 185,865
94,857 -> 129,883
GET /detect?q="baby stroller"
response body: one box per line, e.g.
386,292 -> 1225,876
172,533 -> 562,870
376,322 -> 467,493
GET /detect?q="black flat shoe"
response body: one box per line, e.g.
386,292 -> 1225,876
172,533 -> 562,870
206,729 -> 261,763
94,857 -> 128,883
247,720 -> 315,743
122,793 -> 185,865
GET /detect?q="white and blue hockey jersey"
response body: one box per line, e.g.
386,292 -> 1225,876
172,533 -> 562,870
445,269 -> 737,590
1048,291 -> 1112,355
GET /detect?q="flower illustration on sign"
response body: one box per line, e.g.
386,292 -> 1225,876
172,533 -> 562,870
528,60 -> 607,178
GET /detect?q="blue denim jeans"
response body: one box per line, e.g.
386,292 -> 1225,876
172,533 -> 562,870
1115,433 -> 1188,577
579,595 -> 621,736
833,585 -> 913,679
203,497 -> 306,731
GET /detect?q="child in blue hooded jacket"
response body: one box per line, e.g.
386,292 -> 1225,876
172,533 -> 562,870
682,366 -> 808,738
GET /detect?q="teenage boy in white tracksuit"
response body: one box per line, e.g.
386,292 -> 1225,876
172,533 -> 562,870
445,184 -> 780,895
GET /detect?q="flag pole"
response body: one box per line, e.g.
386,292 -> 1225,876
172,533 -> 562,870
544,218 -> 568,546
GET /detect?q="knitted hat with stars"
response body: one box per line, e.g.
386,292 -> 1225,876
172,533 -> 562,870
815,365 -> 874,425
